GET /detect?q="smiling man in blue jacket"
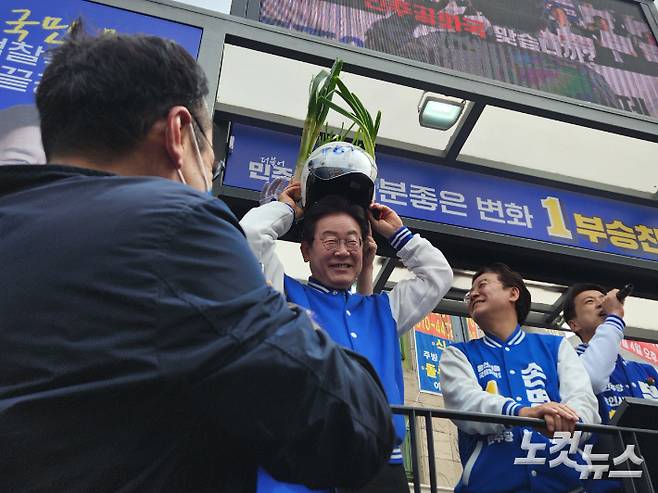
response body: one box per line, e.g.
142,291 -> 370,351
0,24 -> 395,493
439,263 -> 603,493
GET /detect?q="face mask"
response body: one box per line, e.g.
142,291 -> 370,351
190,123 -> 212,192
177,123 -> 211,193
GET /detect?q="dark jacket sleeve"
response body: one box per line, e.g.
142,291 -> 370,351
152,196 -> 395,489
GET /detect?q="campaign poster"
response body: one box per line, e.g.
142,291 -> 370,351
1,1 -> 203,165
414,312 -> 453,395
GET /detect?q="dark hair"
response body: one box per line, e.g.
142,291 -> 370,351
562,283 -> 606,323
302,195 -> 369,244
0,104 -> 40,135
472,263 -> 531,324
36,21 -> 209,161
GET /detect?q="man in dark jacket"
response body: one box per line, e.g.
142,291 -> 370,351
0,24 -> 394,493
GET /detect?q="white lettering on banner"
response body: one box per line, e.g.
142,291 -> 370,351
0,38 -> 7,57
476,198 -> 535,227
378,179 -> 408,206
505,203 -> 534,228
6,41 -> 44,66
248,156 -> 292,181
248,161 -> 270,181
0,64 -> 32,92
439,190 -> 467,217
622,340 -> 658,364
476,198 -> 505,223
409,184 -> 438,211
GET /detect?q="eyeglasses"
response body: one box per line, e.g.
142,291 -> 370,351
316,237 -> 363,253
463,278 -> 502,302
190,111 -> 223,182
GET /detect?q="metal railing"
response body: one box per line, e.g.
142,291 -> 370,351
392,405 -> 658,493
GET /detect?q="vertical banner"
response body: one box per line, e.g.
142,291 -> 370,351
414,313 -> 453,395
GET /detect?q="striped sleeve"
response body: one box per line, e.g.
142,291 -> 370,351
388,226 -> 414,251
578,315 -> 624,394
502,399 -> 522,417
605,314 -> 625,332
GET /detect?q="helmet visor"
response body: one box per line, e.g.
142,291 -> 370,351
307,144 -> 377,182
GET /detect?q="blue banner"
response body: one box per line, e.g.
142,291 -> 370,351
1,0 -> 203,109
225,122 -> 658,263
414,331 -> 450,395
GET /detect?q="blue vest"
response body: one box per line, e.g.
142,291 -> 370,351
597,355 -> 658,423
257,276 -> 404,493
450,328 -> 602,493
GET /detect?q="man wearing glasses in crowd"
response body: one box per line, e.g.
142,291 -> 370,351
240,185 -> 454,493
0,24 -> 398,492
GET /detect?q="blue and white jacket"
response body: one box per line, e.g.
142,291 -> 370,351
240,201 -> 453,492
576,315 -> 658,423
440,327 -> 601,493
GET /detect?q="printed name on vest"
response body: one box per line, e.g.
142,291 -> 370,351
638,381 -> 658,400
604,382 -> 624,393
605,395 -> 623,409
521,363 -> 550,406
477,362 -> 501,380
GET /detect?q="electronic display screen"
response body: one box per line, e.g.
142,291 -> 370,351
260,0 -> 658,118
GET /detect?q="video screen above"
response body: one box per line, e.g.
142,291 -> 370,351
260,0 -> 658,118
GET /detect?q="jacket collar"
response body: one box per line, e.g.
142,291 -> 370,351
483,325 -> 525,349
307,277 -> 349,295
0,164 -> 114,198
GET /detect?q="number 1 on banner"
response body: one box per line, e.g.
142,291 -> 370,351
541,196 -> 573,239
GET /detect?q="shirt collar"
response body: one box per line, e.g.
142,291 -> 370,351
483,325 -> 525,349
307,277 -> 349,295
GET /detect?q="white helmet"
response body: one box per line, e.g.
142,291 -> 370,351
300,141 -> 377,210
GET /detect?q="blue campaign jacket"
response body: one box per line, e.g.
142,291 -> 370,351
0,165 -> 395,493
284,276 -> 405,452
443,328 -> 606,493
597,355 -> 658,423
254,277 -> 406,493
